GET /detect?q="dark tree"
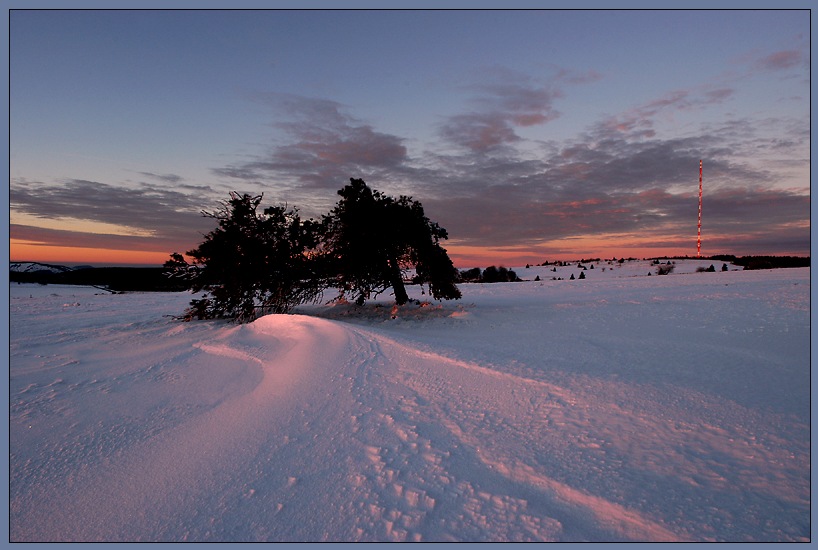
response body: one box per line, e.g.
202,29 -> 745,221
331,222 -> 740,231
459,267 -> 483,282
482,265 -> 501,283
321,178 -> 461,306
165,192 -> 323,322
481,265 -> 521,283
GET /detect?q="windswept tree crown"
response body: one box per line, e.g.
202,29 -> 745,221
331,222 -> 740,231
166,179 -> 460,322
322,178 -> 462,306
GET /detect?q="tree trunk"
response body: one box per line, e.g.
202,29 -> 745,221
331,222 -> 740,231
388,257 -> 409,305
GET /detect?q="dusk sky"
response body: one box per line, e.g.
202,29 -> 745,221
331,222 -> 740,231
9,9 -> 810,267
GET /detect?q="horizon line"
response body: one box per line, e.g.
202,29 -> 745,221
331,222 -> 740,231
9,252 -> 811,271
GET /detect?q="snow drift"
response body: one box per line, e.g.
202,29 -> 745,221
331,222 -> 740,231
9,260 -> 810,542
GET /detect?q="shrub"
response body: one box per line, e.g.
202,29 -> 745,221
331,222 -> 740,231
656,264 -> 675,275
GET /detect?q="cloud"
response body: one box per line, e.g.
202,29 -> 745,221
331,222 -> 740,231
415,106 -> 809,258
209,70 -> 808,257
438,68 -> 562,153
136,171 -> 184,184
26,60 -> 804,265
554,67 -> 604,85
10,178 -> 217,250
438,112 -> 521,153
703,88 -> 734,103
590,86 -> 737,143
754,50 -> 804,71
425,170 -> 808,256
394,63 -> 807,259
213,94 -> 408,202
10,223 -> 195,254
703,187 -> 810,232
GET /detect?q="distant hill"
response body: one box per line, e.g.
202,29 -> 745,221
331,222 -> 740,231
10,262 -> 75,274
9,264 -> 188,292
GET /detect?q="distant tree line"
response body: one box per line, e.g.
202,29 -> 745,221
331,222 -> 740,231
709,255 -> 810,270
164,178 -> 461,322
10,267 -> 189,292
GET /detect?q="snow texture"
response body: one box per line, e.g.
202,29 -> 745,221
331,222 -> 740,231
9,260 -> 810,542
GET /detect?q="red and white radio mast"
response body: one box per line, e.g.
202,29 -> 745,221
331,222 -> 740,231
697,160 -> 703,258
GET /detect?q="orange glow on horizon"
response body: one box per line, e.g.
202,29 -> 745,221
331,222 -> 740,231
10,240 -> 172,266
446,248 -> 699,268
11,237 -> 808,271
444,236 -> 708,268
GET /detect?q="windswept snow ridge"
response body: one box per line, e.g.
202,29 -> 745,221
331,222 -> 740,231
9,264 -> 811,542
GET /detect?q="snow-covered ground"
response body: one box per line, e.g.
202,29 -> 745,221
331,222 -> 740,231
9,260 -> 810,542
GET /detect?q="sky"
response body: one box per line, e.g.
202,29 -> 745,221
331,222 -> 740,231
9,9 -> 811,267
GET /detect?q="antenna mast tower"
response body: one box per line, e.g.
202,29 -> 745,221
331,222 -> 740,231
697,160 -> 703,258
